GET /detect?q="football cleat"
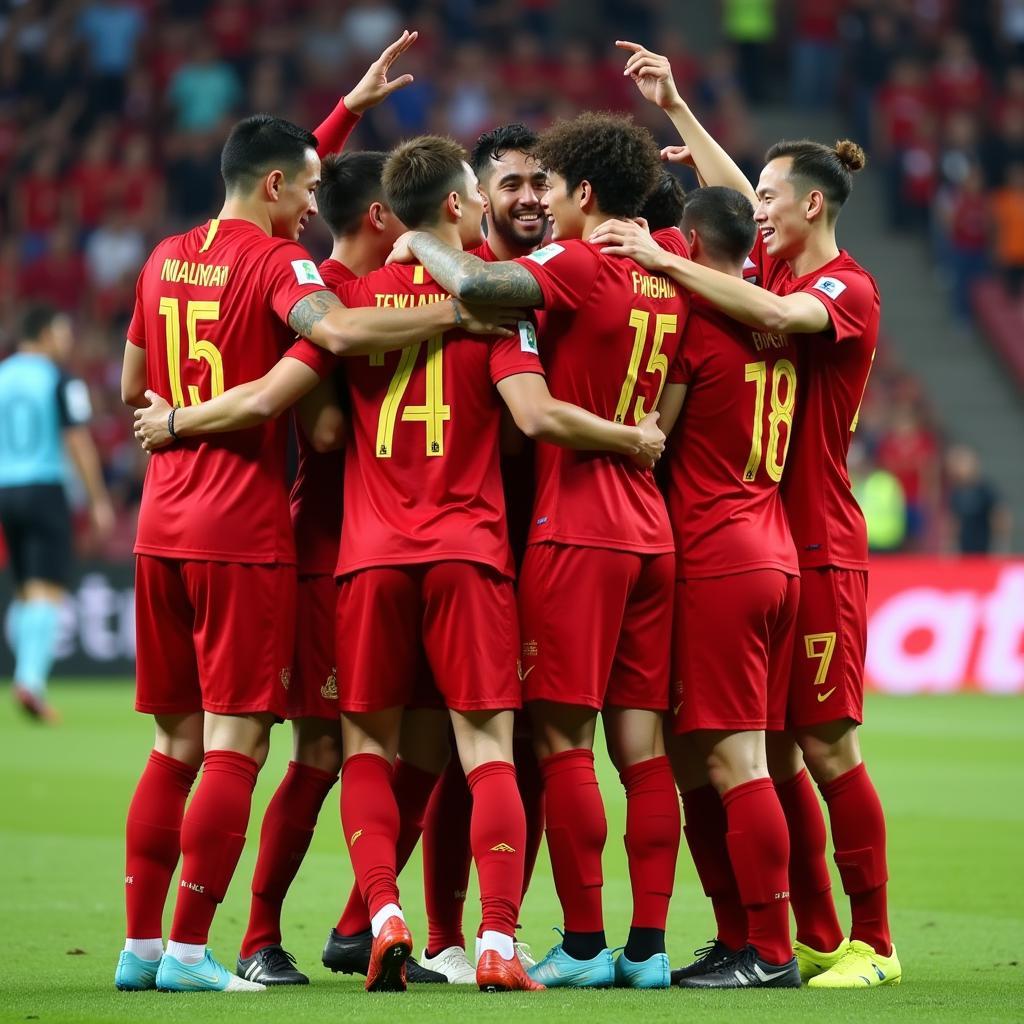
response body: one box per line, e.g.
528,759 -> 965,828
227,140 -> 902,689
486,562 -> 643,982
477,949 -> 546,992
156,950 -> 266,992
677,945 -> 801,989
13,685 -> 59,724
114,950 -> 160,991
671,939 -> 740,984
365,916 -> 412,993
322,927 -> 445,983
514,940 -> 537,970
794,937 -> 850,982
807,939 -> 901,988
236,945 -> 308,986
614,950 -> 670,989
419,945 -> 476,984
527,938 -> 615,988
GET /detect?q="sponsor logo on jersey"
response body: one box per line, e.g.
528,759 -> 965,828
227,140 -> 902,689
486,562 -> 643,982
525,243 -> 565,265
292,259 -> 326,286
490,843 -> 516,853
350,829 -> 363,846
517,660 -> 536,681
817,686 -> 837,703
811,275 -> 847,299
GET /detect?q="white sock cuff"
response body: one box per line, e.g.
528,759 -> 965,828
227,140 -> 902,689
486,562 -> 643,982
165,940 -> 206,965
124,938 -> 163,961
370,903 -> 404,937
479,929 -> 514,960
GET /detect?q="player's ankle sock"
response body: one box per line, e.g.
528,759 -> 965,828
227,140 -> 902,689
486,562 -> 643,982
623,926 -> 665,961
340,753 -> 401,918
170,750 -> 259,945
680,784 -> 746,950
124,937 -> 163,961
125,749 -> 198,939
240,760 -> 336,958
620,756 -> 680,933
369,902 -> 404,937
722,778 -> 793,966
467,760 -> 526,937
479,929 -> 514,960
514,734 -> 546,899
166,940 -> 205,965
562,930 -> 607,959
541,748 -> 607,935
423,757 -> 473,952
775,767 -> 844,951
13,599 -> 60,697
820,762 -> 892,956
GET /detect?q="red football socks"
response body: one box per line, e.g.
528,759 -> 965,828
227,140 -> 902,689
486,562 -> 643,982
820,762 -> 892,956
170,750 -> 259,945
774,768 -> 845,951
540,748 -> 607,934
339,753 -> 401,918
722,777 -> 793,966
514,734 -> 546,900
423,758 -> 473,952
124,749 -> 198,938
680,784 -> 746,950
466,760 -> 526,937
620,756 -> 680,931
240,760 -> 336,958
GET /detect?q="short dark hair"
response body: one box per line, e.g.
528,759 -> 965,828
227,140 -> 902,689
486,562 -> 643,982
471,122 -> 539,179
21,303 -> 61,343
681,186 -> 757,264
640,170 -> 687,231
764,138 -> 867,221
533,112 -> 661,218
382,135 -> 468,229
221,114 -> 318,194
318,151 -> 389,238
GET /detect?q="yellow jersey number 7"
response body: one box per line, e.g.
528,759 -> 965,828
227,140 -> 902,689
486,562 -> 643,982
375,336 -> 450,458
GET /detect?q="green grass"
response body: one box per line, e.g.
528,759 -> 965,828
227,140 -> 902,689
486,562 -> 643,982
2,683 -> 1022,1023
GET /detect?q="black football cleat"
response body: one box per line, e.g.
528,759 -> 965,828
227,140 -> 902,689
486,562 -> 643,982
677,945 -> 802,989
236,945 -> 309,986
321,927 -> 447,983
671,939 -> 740,984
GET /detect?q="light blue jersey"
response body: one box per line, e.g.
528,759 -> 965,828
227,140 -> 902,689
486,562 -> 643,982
0,352 -> 92,487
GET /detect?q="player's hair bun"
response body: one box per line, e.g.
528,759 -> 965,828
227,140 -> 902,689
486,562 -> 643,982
834,140 -> 866,173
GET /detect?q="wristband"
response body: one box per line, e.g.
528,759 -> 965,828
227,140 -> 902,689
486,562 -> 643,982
167,407 -> 178,441
451,297 -> 464,327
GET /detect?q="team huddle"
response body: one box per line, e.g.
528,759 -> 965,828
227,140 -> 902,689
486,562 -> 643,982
115,33 -> 900,995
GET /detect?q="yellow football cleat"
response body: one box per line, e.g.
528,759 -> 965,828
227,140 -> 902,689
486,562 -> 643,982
794,937 -> 849,982
807,939 -> 901,988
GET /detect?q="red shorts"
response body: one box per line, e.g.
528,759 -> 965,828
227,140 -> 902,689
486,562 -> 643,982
134,555 -> 296,718
788,567 -> 867,728
517,543 -> 674,711
671,570 -> 799,734
335,561 -> 520,713
288,573 -> 340,721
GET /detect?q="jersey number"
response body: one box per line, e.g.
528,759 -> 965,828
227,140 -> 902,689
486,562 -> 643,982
375,336 -> 450,458
158,297 -> 224,406
614,309 -> 678,424
743,358 -> 796,482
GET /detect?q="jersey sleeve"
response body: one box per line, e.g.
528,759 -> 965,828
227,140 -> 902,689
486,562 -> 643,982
515,240 -> 602,311
56,373 -> 93,427
284,338 -> 338,378
126,259 -> 148,348
261,241 -> 336,328
488,319 -> 545,385
653,227 -> 691,259
798,268 -> 876,345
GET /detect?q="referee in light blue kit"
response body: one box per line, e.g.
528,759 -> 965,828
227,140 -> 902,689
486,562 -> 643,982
0,304 -> 114,722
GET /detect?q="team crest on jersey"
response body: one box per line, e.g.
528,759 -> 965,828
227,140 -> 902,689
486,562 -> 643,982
811,275 -> 846,299
321,668 -> 338,701
292,259 -> 325,286
518,320 -> 539,354
525,243 -> 565,265
280,667 -> 292,690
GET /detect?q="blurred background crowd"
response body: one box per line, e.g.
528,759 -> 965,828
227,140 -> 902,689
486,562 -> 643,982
0,0 -> 1015,558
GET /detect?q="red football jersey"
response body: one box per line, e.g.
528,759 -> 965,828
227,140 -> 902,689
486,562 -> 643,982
666,296 -> 799,579
653,226 -> 691,259
334,262 -> 544,578
517,239 -> 687,553
750,236 -> 879,569
128,218 -> 333,563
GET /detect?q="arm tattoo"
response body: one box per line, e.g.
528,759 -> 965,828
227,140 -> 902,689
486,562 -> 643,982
288,290 -> 341,338
409,233 -> 543,306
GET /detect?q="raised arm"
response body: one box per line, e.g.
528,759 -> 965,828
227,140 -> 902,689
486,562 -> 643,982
617,41 -> 757,206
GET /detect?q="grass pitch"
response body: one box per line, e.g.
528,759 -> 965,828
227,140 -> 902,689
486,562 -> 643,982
1,682 -> 1022,1023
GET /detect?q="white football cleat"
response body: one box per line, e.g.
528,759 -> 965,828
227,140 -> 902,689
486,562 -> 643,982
419,945 -> 477,984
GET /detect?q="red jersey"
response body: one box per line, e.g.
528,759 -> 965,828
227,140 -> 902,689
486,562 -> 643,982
516,239 -> 686,553
334,261 -> 544,578
128,218 -> 334,564
666,296 -> 799,579
750,236 -> 880,570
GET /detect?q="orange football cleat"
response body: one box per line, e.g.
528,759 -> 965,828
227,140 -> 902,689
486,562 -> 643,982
365,916 -> 412,993
476,949 -> 546,992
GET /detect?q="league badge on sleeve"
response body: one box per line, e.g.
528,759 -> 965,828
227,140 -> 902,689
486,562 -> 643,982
525,243 -> 565,265
518,320 -> 539,353
811,276 -> 847,299
292,259 -> 326,286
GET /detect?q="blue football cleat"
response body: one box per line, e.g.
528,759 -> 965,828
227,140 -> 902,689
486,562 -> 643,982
614,950 -> 671,989
114,950 -> 160,991
155,949 -> 266,992
527,935 -> 615,989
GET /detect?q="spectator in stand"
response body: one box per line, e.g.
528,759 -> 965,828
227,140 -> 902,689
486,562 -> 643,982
937,163 -> 990,321
929,32 -> 990,122
850,442 -> 907,554
14,150 -> 64,258
20,224 -> 88,314
789,0 -> 841,110
945,445 -> 1013,554
76,1 -> 145,114
721,0 -> 776,105
69,125 -> 118,235
990,161 -> 1024,295
167,36 -> 243,134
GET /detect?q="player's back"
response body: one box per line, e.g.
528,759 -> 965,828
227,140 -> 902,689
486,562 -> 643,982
517,240 -> 687,552
129,217 -> 329,564
335,262 -> 542,578
665,297 -> 798,578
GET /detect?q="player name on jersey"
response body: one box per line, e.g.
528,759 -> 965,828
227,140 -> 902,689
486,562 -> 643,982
159,259 -> 230,288
374,291 -> 447,307
630,270 -> 678,299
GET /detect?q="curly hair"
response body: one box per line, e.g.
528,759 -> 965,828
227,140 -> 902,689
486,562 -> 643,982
471,122 -> 539,178
533,112 -> 661,218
